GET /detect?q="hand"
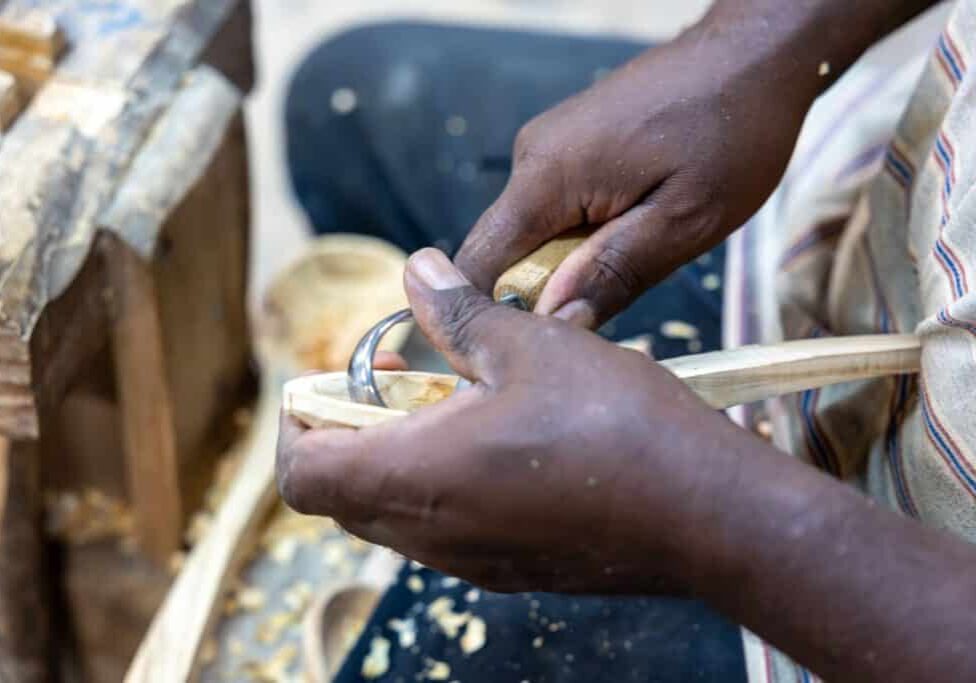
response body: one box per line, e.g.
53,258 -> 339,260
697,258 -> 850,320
277,249 -> 745,593
454,18 -> 817,328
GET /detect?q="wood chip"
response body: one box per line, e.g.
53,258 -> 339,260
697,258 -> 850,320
269,536 -> 299,565
406,574 -> 425,593
660,320 -> 699,340
423,658 -> 451,681
241,642 -> 298,682
426,597 -> 471,639
388,617 -> 417,649
282,581 -> 312,612
361,637 -> 391,679
702,273 -> 721,291
460,616 -> 487,654
236,586 -> 267,611
257,611 -> 296,645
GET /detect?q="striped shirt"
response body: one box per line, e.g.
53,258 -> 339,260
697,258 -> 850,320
722,2 -> 976,680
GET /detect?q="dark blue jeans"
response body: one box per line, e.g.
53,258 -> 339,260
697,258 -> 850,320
286,22 -> 745,683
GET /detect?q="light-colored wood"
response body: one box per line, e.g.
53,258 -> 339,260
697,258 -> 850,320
0,69 -> 21,130
285,371 -> 458,430
125,374 -> 283,683
108,242 -> 183,566
127,235 -> 409,683
0,9 -> 65,59
493,227 -> 593,309
284,335 -> 922,429
660,334 -> 922,408
257,234 -> 412,371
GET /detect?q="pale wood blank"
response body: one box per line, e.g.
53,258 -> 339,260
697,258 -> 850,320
284,334 -> 922,430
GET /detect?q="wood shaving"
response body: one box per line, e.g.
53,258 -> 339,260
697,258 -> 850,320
257,611 -> 297,645
388,617 -> 417,648
282,581 -> 312,611
269,536 -> 299,565
361,637 -> 391,679
702,273 -> 721,291
464,589 -> 480,603
423,658 -> 451,681
426,598 -> 471,639
660,321 -> 699,340
407,574 -> 425,593
532,636 -> 544,648
460,616 -> 487,654
241,642 -> 297,682
44,489 -> 134,545
236,586 -> 267,611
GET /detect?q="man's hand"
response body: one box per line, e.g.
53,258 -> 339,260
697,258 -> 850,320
454,0 -> 941,328
278,249 -> 739,593
278,250 -> 976,681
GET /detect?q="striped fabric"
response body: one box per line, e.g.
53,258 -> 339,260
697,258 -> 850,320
722,3 -> 976,680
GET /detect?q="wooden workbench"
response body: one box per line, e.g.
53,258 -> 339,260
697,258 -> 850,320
0,1 -> 254,680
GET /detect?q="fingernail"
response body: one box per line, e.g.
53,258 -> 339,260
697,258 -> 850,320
409,248 -> 470,290
552,299 -> 597,329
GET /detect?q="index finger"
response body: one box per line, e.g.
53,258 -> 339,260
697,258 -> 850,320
454,171 -> 565,293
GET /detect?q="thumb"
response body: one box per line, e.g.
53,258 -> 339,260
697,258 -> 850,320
404,248 -> 522,383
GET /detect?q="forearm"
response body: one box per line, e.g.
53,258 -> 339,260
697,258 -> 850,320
677,424 -> 976,681
685,0 -> 942,107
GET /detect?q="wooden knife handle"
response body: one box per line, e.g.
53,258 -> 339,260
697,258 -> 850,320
493,227 -> 594,309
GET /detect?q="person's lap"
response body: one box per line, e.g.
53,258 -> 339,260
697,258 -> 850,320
285,21 -> 743,682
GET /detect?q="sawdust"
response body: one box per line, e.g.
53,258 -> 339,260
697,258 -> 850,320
660,320 -> 700,340
361,636 -> 391,679
423,658 -> 451,681
460,616 -> 487,655
44,489 -> 134,545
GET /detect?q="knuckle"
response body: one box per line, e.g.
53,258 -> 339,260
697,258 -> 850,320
439,288 -> 495,355
592,245 -> 646,297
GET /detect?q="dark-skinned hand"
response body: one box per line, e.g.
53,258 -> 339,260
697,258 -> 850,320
452,19 -> 819,328
277,249 -> 743,594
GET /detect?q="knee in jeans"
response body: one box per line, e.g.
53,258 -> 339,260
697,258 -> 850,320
285,21 -> 444,125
